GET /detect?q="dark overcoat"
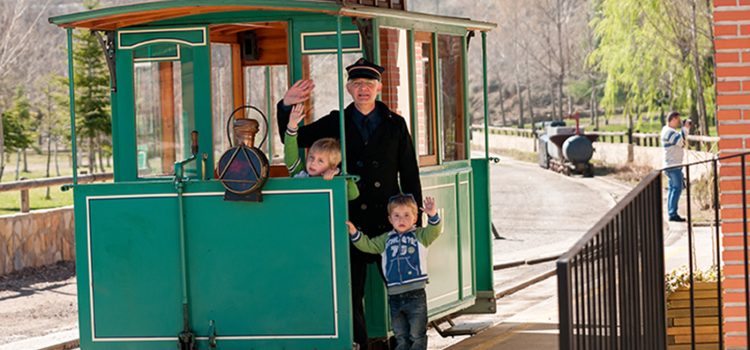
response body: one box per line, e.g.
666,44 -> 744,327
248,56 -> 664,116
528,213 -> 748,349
277,100 -> 423,262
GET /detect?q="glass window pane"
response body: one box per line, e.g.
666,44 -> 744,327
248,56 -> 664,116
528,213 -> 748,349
211,43 -> 234,165
467,31 -> 486,158
379,27 -> 411,132
305,53 -> 358,122
415,36 -> 435,159
244,65 -> 288,165
438,34 -> 465,162
134,61 -> 185,178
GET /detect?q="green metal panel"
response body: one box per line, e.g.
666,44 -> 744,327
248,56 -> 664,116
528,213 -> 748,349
113,43 -> 136,182
302,31 -> 361,53
421,173 -> 459,310
74,178 -> 354,349
133,43 -> 180,61
458,172 -> 473,299
469,159 -> 493,292
119,27 -> 206,48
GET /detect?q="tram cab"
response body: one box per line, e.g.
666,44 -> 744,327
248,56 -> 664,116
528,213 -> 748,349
51,2 -> 496,349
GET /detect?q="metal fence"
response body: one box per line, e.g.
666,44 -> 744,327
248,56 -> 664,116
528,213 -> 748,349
557,152 -> 750,349
557,171 -> 667,349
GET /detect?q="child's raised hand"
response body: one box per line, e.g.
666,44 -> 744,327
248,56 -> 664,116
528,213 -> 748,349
422,196 -> 437,217
345,221 -> 358,235
287,104 -> 306,130
322,168 -> 340,180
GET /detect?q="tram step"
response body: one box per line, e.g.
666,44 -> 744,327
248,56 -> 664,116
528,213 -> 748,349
430,320 -> 493,338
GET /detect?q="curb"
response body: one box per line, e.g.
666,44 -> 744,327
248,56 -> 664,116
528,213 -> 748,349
0,330 -> 79,350
494,254 -> 560,271
495,269 -> 556,299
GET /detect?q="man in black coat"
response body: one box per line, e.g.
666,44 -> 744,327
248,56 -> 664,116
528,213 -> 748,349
277,58 -> 422,349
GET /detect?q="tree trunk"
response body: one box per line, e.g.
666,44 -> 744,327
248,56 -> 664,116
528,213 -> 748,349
497,73 -> 507,126
22,149 -> 28,172
525,67 -> 535,130
690,0 -> 709,136
0,111 -> 4,182
15,150 -> 21,180
45,131 -> 52,199
550,81 -> 557,121
590,78 -> 599,130
89,135 -> 95,174
98,134 -> 105,173
54,138 -> 60,176
515,78 -> 525,128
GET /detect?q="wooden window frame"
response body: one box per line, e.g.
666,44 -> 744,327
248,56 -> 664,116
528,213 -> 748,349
414,32 -> 438,167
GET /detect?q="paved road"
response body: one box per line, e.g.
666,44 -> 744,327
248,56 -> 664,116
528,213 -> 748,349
428,157 -> 633,350
490,158 -> 631,265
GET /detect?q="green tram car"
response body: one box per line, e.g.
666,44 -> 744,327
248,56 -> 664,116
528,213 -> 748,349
50,1 -> 496,349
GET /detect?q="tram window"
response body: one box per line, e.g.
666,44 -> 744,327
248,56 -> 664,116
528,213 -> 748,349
211,43 -> 234,165
303,53 -> 357,122
379,27 -> 411,132
134,61 -> 186,178
414,33 -> 437,166
467,32 -> 486,156
438,34 -> 466,162
244,65 -> 288,165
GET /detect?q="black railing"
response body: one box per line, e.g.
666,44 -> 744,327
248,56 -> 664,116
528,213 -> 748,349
557,171 -> 666,349
558,151 -> 750,349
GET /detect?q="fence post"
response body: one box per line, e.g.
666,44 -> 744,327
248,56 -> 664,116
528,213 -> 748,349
20,177 -> 30,213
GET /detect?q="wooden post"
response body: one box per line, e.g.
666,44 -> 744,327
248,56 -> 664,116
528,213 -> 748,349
20,177 -> 29,213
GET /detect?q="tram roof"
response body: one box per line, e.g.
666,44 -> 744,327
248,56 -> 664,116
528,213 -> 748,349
49,0 -> 496,32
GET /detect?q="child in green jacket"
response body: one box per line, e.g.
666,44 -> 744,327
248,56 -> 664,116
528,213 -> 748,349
346,194 -> 442,350
285,104 -> 358,200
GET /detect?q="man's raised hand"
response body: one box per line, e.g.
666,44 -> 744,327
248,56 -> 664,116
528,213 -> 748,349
283,80 -> 315,106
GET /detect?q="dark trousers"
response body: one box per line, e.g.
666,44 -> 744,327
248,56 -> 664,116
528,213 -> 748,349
351,252 -> 368,348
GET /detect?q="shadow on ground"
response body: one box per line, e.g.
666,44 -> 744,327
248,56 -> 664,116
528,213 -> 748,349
445,322 -> 558,350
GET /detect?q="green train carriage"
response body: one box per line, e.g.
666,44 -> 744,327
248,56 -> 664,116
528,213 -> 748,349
50,1 -> 497,349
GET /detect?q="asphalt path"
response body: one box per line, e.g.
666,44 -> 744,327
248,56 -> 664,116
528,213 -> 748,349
489,157 -> 631,265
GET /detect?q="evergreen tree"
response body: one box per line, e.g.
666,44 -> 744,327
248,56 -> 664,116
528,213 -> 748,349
1,89 -> 34,180
70,0 -> 111,174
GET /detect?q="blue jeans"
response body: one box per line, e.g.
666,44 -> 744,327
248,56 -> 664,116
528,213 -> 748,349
389,289 -> 428,350
665,168 -> 683,218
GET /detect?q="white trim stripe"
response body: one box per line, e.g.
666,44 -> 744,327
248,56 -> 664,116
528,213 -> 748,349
86,189 -> 339,342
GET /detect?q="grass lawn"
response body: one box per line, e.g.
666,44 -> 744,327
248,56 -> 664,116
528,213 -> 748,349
1,151 -> 112,216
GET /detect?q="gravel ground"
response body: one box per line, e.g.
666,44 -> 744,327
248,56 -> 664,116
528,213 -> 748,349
0,261 -> 77,345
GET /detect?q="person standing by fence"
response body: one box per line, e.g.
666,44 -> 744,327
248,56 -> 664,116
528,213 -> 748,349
661,111 -> 686,222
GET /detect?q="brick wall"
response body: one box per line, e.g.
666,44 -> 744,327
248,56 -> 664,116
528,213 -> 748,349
715,1 -> 750,348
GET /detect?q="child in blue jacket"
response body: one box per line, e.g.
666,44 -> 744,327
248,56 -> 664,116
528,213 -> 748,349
346,194 -> 442,350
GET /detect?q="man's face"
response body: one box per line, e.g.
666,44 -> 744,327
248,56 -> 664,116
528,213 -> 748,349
669,116 -> 681,128
346,78 -> 381,105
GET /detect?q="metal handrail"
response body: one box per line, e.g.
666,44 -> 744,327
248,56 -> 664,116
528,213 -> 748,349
558,151 -> 750,350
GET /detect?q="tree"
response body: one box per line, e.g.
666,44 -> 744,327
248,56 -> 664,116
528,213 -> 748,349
590,0 -> 715,134
69,0 -> 111,174
2,89 -> 34,181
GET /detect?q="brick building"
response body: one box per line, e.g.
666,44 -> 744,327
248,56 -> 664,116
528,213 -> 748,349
715,1 -> 750,348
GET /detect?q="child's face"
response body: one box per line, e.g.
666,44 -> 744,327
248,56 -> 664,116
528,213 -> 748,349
388,204 -> 418,233
306,151 -> 333,176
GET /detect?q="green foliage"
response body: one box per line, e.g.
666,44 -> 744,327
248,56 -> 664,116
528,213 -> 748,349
63,0 -> 110,141
589,0 -> 715,130
2,89 -> 35,152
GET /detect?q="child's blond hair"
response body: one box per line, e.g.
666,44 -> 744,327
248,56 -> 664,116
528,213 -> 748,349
387,193 -> 419,216
309,138 -> 342,169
